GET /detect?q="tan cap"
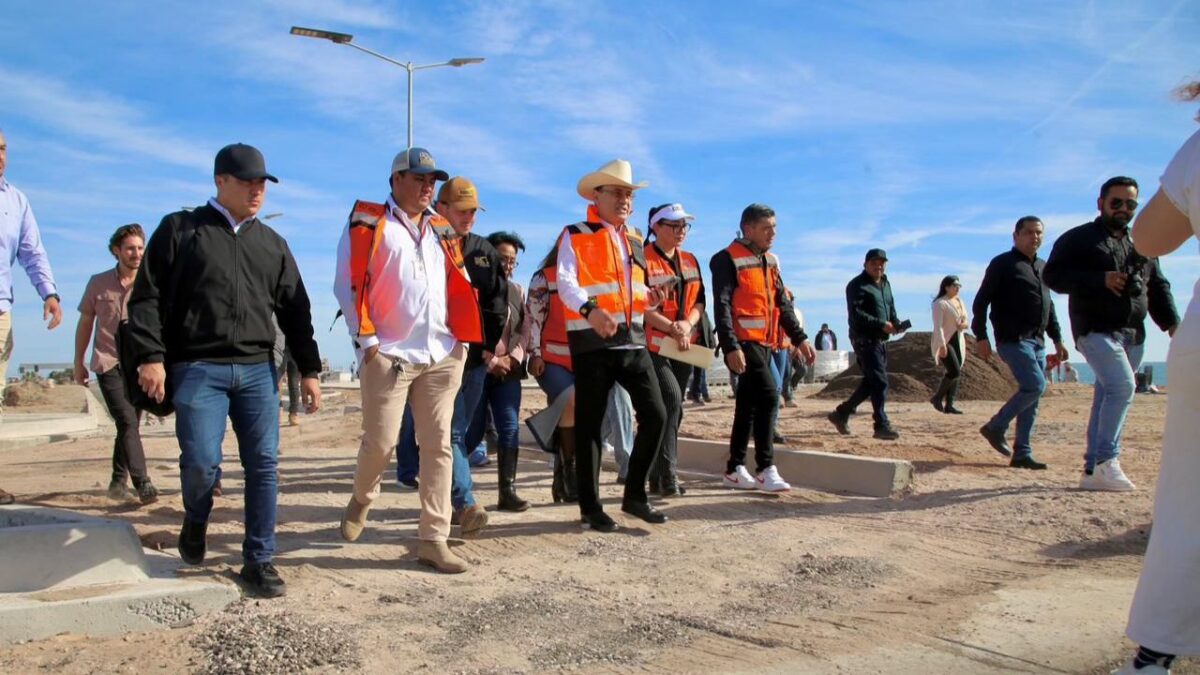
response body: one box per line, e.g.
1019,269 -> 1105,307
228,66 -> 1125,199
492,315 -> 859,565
437,176 -> 485,211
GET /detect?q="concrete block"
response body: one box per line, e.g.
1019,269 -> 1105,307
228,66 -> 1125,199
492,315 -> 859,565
0,506 -> 148,592
676,437 -> 912,498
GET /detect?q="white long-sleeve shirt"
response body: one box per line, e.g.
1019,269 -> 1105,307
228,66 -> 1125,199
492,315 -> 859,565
555,217 -> 643,350
333,196 -> 457,365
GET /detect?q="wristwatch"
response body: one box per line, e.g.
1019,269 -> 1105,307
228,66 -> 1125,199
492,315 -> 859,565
44,293 -> 60,303
579,298 -> 598,318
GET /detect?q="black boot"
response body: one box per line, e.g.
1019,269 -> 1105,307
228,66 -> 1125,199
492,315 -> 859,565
930,377 -> 951,412
943,378 -> 964,414
551,454 -> 566,504
558,426 -> 580,503
497,447 -> 530,512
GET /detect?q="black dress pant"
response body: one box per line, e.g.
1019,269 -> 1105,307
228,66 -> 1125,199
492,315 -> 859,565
97,366 -> 150,486
727,342 -> 779,474
649,352 -> 693,482
573,348 -> 667,515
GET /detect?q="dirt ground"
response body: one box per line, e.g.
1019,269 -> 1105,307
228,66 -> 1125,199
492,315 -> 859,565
0,381 -> 1194,674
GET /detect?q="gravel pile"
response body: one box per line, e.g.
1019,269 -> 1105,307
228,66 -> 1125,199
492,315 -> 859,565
816,332 -> 1018,401
130,597 -> 198,626
790,553 -> 892,588
191,604 -> 361,675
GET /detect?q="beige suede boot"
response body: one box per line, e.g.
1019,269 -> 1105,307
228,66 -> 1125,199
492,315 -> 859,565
457,504 -> 489,535
417,540 -> 468,574
340,495 -> 371,542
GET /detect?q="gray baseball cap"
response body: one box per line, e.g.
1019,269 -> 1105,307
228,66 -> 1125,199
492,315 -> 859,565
390,147 -> 449,181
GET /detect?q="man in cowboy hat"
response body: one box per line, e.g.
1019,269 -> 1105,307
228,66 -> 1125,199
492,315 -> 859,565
554,159 -> 669,532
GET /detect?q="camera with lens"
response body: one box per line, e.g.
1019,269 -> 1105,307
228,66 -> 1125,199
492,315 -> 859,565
1123,251 -> 1147,297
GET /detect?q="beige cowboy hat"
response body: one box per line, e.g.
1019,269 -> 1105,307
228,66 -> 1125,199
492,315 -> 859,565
576,159 -> 649,200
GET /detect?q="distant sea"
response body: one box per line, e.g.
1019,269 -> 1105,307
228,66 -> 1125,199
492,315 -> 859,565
1066,361 -> 1167,387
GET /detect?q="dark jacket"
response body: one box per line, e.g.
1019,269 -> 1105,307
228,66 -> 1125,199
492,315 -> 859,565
815,328 -> 838,350
709,245 -> 806,355
459,232 -> 508,368
971,248 -> 1063,346
127,203 -> 321,376
1043,218 -> 1179,344
846,271 -> 898,342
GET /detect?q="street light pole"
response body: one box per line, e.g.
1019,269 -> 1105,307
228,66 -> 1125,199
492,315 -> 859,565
290,26 -> 484,148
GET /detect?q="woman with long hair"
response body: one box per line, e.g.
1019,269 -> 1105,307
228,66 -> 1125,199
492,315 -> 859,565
930,275 -> 968,414
1115,80 -> 1200,675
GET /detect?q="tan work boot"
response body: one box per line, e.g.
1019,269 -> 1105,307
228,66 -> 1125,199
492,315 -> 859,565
417,540 -> 468,574
457,504 -> 489,535
340,495 -> 371,542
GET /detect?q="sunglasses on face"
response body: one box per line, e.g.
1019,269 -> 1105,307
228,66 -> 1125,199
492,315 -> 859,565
658,221 -> 691,232
1108,198 -> 1138,211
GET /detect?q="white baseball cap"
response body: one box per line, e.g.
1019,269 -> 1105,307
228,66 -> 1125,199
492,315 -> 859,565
648,203 -> 695,227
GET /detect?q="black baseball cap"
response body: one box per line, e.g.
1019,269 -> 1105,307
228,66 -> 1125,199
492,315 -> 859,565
865,248 -> 888,262
214,143 -> 278,183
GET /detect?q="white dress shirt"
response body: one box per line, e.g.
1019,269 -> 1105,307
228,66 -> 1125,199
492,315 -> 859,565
208,198 -> 254,234
333,196 -> 457,365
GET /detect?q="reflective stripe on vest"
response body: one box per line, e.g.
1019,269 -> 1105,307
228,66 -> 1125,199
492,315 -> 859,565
644,244 -> 703,353
540,265 -> 572,371
726,239 -> 779,346
344,200 -> 482,345
561,222 -> 647,333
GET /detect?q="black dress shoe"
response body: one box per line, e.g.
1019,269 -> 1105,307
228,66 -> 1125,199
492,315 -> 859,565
239,562 -> 287,598
621,500 -> 668,524
979,425 -> 1013,457
178,519 -> 208,565
827,411 -> 851,435
944,405 -> 964,415
1009,456 -> 1048,470
580,510 -> 619,533
136,481 -> 160,505
929,395 -> 944,413
873,427 -> 900,441
773,433 -> 787,444
660,480 -> 687,497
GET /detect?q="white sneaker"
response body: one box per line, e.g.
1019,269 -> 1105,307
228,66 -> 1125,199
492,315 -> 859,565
756,465 -> 791,492
1080,459 -> 1136,492
722,465 -> 758,490
1112,656 -> 1170,674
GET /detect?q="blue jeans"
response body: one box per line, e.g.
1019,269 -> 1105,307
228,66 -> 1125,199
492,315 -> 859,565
396,400 -> 475,510
1077,331 -> 1145,471
602,383 -> 634,478
687,366 -> 708,400
986,340 -> 1047,459
482,374 -> 521,450
171,361 -> 279,565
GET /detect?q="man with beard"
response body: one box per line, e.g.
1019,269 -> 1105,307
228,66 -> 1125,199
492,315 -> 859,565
1044,176 -> 1180,491
75,223 -> 159,504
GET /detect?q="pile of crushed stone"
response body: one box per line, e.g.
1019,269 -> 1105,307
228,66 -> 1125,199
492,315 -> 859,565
815,332 -> 1018,401
190,603 -> 361,675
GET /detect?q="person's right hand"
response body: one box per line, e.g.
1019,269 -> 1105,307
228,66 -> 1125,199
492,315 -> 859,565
937,346 -> 948,360
138,362 -> 167,403
1104,271 -> 1128,296
528,356 -> 545,378
73,362 -> 88,386
882,321 -> 896,335
725,350 -> 747,375
976,340 -> 992,360
587,307 -> 619,338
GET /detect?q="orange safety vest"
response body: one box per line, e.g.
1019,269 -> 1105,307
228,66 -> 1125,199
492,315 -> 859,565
345,200 -> 482,345
644,243 -> 703,354
726,239 -> 782,346
539,265 -> 573,372
560,206 -> 649,354
771,288 -> 800,350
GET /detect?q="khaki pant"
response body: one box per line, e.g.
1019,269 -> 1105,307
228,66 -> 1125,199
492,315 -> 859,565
0,312 -> 13,408
353,343 -> 464,542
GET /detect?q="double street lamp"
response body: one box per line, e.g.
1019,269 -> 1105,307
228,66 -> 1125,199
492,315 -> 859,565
290,26 -> 484,148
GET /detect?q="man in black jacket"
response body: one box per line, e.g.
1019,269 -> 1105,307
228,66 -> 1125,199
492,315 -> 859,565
973,216 -> 1069,470
1044,176 -> 1179,491
827,249 -> 904,440
129,143 -> 322,597
815,323 -> 838,351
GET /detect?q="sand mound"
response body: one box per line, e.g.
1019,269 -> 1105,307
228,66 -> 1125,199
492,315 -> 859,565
815,332 -> 1018,402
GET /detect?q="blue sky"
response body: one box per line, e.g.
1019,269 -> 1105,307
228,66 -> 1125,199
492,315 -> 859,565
1,0 -> 1198,373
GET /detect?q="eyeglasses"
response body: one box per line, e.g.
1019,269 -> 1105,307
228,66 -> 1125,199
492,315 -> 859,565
500,258 -> 519,269
598,187 -> 635,201
658,221 -> 692,232
1108,198 -> 1138,211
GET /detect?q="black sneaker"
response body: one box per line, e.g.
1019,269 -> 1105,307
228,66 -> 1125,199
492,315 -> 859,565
773,432 -> 787,444
621,500 -> 668,524
178,519 -> 207,565
873,427 -> 900,441
1010,456 -> 1048,470
827,411 -> 851,435
136,481 -> 159,505
979,425 -> 1013,457
107,479 -> 131,500
239,562 -> 287,598
580,510 -> 619,533
944,405 -> 964,415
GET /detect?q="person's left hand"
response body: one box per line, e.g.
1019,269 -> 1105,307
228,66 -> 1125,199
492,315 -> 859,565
44,296 -> 62,330
797,339 -> 816,366
1054,341 -> 1069,363
674,335 -> 691,351
300,377 -> 322,414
